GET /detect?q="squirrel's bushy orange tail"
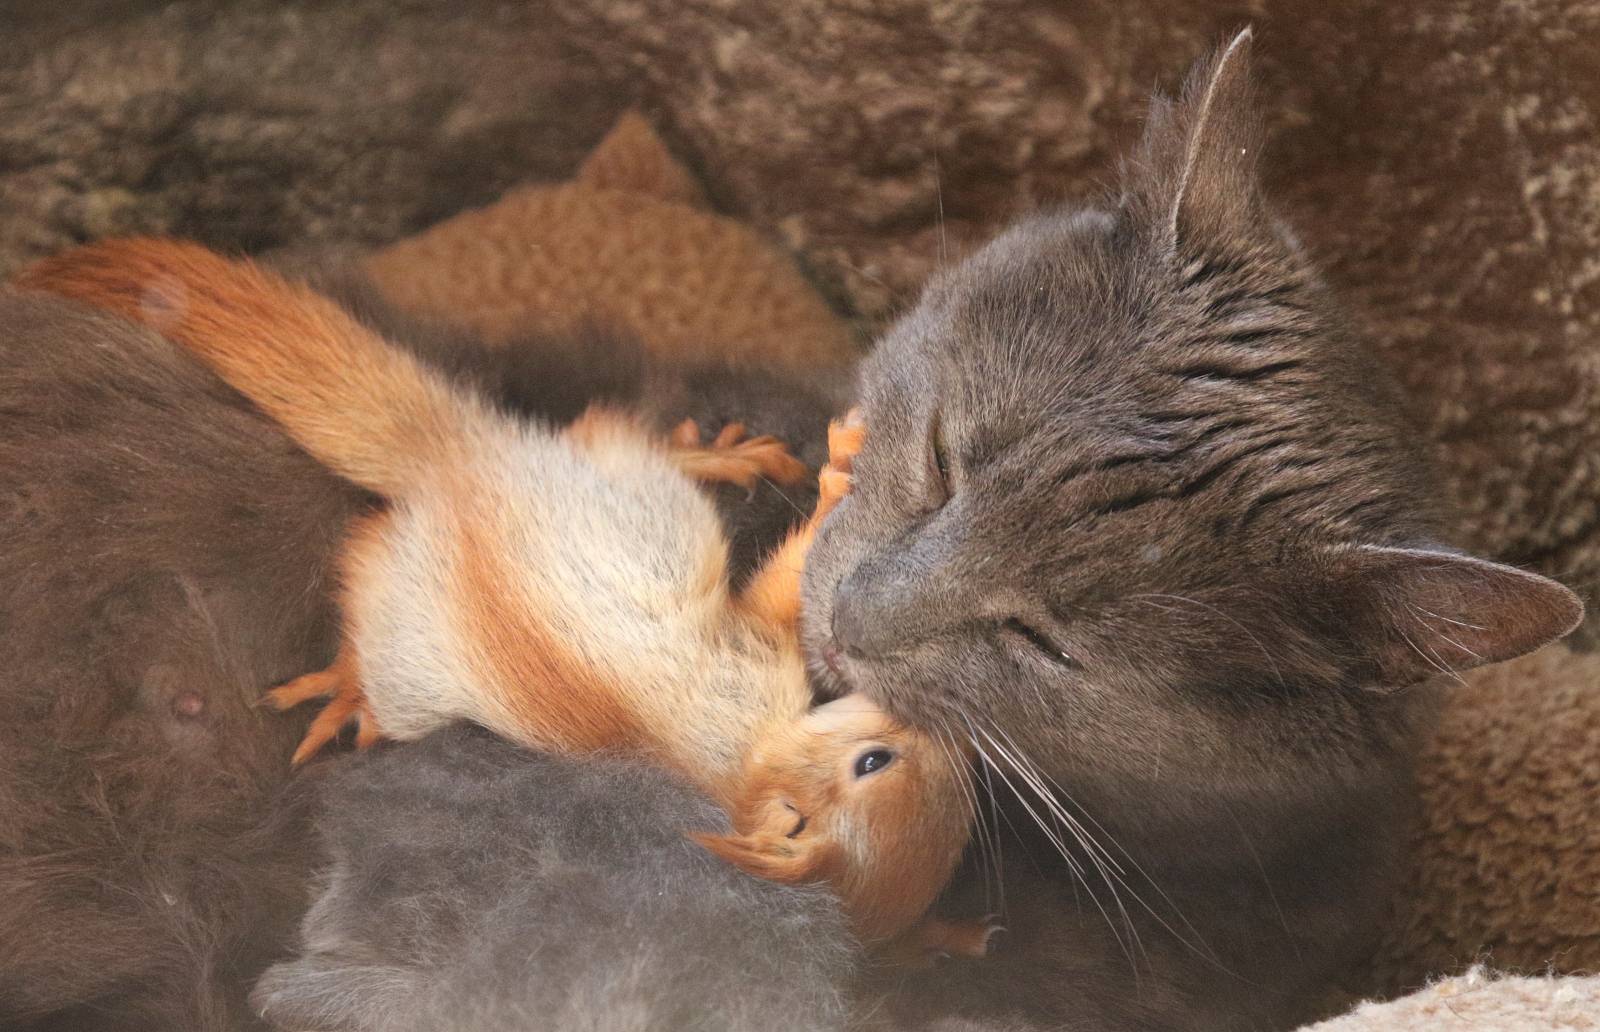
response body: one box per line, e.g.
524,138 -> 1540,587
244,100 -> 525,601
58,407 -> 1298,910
16,237 -> 472,497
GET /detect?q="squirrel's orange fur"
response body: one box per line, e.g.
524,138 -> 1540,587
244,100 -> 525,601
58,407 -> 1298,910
17,238 -> 990,959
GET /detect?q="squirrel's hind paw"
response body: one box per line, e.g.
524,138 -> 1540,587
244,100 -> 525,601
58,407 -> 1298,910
267,651 -> 380,765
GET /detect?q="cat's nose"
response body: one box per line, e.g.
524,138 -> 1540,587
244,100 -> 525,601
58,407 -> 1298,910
832,583 -> 891,659
831,558 -> 932,658
831,527 -> 968,658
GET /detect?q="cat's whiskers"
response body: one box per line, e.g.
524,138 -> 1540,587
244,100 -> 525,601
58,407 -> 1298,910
953,705 -> 1012,920
972,723 -> 1146,972
986,723 -> 1223,970
966,720 -> 1145,972
932,720 -> 1003,918
967,718 -> 1233,976
755,473 -> 810,522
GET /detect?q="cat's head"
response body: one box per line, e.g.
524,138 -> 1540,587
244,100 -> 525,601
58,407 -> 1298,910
695,694 -> 973,945
801,30 -> 1582,800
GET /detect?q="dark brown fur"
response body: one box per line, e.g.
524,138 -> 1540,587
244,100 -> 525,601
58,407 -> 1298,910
803,34 -> 1582,1031
0,290 -> 349,1030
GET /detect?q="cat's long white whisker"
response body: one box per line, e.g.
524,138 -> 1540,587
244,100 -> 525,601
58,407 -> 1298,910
957,710 -> 1039,882
957,708 -> 1009,918
967,722 -> 1147,968
755,473 -> 809,521
933,721 -> 998,915
977,724 -> 1148,967
963,719 -> 1084,881
981,742 -> 1083,876
988,725 -> 1126,878
980,742 -> 1141,967
987,722 -> 1225,968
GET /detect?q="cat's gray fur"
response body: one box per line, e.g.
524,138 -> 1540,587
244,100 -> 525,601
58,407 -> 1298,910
804,32 -> 1582,1031
251,725 -> 854,1032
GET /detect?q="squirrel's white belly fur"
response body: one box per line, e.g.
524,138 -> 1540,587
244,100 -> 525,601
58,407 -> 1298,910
341,420 -> 807,780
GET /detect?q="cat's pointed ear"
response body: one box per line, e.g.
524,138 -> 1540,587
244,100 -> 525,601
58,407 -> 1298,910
1321,544 -> 1583,688
1125,27 -> 1264,256
689,831 -> 835,885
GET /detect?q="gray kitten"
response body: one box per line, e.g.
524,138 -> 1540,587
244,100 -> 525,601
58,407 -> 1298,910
251,725 -> 854,1032
803,32 -> 1582,1031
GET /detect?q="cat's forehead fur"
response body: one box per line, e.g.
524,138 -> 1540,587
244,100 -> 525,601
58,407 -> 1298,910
860,200 -> 1425,602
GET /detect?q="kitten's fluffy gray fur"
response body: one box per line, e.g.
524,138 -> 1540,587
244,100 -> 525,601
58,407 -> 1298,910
252,726 -> 855,1032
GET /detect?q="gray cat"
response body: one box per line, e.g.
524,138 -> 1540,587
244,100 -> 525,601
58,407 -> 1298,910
803,31 -> 1582,1031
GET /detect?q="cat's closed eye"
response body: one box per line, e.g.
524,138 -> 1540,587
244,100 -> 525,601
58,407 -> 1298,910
922,409 -> 954,512
999,618 -> 1080,671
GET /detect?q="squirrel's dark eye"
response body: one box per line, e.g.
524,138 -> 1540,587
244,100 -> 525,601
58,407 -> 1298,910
1001,618 -> 1080,670
853,749 -> 895,778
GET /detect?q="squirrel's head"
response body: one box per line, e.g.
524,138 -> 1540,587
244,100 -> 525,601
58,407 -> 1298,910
694,693 -> 973,944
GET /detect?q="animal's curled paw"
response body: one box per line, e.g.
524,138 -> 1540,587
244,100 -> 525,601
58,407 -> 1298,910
266,650 -> 381,765
670,419 -> 809,489
817,409 -> 865,516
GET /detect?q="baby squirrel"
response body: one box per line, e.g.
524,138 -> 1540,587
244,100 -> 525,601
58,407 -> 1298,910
18,239 -> 995,961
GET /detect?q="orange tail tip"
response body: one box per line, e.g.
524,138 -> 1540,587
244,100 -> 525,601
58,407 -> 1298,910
16,237 -> 468,499
14,237 -> 195,323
